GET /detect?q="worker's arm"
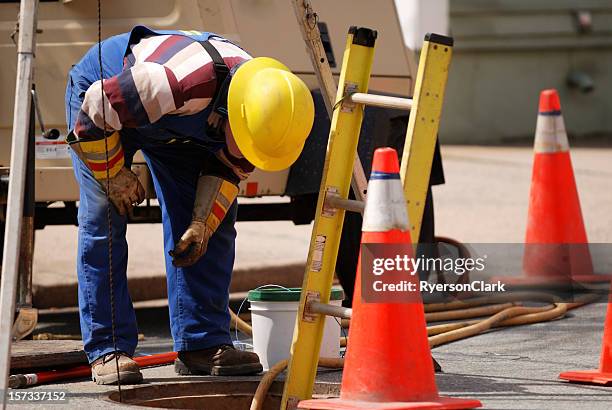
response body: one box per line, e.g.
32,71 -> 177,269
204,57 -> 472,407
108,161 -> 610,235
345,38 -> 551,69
75,56 -> 252,246
73,62 -> 182,179
70,62 -> 188,215
170,173 -> 238,267
170,122 -> 251,267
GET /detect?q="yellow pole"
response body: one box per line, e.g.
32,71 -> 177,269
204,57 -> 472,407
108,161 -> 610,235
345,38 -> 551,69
400,34 -> 453,243
281,26 -> 377,410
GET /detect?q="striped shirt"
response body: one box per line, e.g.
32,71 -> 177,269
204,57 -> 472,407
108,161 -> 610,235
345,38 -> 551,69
74,34 -> 253,180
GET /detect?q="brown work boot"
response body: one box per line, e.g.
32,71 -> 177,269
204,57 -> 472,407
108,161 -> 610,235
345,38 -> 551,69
91,352 -> 143,385
175,344 -> 263,376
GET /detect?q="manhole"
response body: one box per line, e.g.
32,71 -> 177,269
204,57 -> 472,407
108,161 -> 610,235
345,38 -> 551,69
107,379 -> 340,409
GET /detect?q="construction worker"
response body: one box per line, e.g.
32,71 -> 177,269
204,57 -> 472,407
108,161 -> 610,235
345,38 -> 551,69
65,26 -> 314,384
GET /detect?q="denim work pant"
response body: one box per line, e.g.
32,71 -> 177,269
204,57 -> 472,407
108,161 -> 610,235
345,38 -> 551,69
69,136 -> 236,363
65,40 -> 236,362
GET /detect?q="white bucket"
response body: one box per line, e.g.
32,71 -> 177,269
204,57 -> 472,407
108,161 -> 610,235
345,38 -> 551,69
248,288 -> 343,371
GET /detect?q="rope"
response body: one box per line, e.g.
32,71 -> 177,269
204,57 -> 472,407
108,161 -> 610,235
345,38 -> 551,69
96,0 -> 122,400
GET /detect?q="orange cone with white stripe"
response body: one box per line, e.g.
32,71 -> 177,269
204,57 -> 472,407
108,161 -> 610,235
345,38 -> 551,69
501,89 -> 606,284
298,148 -> 481,410
560,288 -> 612,385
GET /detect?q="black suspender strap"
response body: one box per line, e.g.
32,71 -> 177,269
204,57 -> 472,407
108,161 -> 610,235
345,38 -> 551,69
200,40 -> 230,97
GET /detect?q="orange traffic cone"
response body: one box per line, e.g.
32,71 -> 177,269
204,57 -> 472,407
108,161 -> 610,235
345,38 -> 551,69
298,148 -> 481,410
559,287 -> 612,385
501,89 -> 606,285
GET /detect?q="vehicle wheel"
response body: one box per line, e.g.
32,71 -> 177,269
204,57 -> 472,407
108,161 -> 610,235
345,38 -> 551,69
290,194 -> 317,225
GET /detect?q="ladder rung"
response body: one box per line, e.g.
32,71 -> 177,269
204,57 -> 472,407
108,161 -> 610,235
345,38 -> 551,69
325,193 -> 365,214
349,93 -> 413,110
308,301 -> 353,320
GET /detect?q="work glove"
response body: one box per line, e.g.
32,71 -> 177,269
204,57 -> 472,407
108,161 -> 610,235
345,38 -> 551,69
170,221 -> 215,267
100,167 -> 146,216
69,131 -> 144,215
170,175 -> 238,267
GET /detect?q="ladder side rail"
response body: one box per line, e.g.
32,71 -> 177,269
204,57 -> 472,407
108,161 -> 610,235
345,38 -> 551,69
281,27 -> 378,410
400,34 -> 453,243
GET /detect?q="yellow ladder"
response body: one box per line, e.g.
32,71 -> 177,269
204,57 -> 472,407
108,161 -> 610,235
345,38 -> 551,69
401,34 -> 454,243
281,28 -> 454,410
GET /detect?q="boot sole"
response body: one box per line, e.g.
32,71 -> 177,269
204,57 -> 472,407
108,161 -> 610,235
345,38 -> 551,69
92,370 -> 143,385
174,358 -> 263,376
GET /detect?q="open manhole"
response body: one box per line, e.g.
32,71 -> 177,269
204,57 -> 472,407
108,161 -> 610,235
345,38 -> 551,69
107,379 -> 340,409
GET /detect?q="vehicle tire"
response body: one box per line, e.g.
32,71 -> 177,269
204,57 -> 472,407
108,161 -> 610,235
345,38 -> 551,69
290,194 -> 317,225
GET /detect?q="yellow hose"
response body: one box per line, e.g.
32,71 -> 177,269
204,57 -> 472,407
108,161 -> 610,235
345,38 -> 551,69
249,357 -> 344,410
427,321 -> 474,336
424,291 -> 565,313
249,359 -> 287,410
425,302 -> 517,322
428,304 -> 560,347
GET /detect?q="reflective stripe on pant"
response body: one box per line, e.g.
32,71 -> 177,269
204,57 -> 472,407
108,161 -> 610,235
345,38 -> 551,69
70,135 -> 236,363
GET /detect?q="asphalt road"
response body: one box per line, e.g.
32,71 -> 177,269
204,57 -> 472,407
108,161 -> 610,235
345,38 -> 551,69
8,297 -> 612,409
12,145 -> 612,409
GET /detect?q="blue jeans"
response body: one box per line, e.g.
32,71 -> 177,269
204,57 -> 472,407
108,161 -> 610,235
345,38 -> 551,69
69,136 -> 236,363
66,43 -> 236,363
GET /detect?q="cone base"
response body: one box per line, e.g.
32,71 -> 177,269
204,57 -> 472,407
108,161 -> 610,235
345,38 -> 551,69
298,396 -> 482,410
559,370 -> 612,386
491,274 -> 612,287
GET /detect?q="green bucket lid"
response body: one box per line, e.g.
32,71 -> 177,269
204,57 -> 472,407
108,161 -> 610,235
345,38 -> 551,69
248,287 -> 344,302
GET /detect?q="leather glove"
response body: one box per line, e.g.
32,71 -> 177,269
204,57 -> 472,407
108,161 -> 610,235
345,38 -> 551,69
100,167 -> 145,216
169,221 -> 214,267
171,175 -> 238,267
70,132 -> 143,215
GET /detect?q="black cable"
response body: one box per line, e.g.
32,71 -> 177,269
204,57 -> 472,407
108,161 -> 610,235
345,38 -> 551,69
334,317 -> 346,359
96,0 -> 122,401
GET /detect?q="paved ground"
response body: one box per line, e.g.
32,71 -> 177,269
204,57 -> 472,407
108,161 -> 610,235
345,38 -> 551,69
8,299 -> 612,409
433,302 -> 612,409
13,145 -> 611,409
434,146 -> 612,243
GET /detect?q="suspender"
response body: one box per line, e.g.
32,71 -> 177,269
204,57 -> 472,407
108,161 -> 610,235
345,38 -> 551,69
124,27 -> 232,96
199,40 -> 230,98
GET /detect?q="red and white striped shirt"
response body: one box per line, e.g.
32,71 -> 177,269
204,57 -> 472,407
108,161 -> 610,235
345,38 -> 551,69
75,34 -> 253,180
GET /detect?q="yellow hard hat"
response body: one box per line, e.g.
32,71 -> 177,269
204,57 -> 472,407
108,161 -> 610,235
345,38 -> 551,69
228,57 -> 315,171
